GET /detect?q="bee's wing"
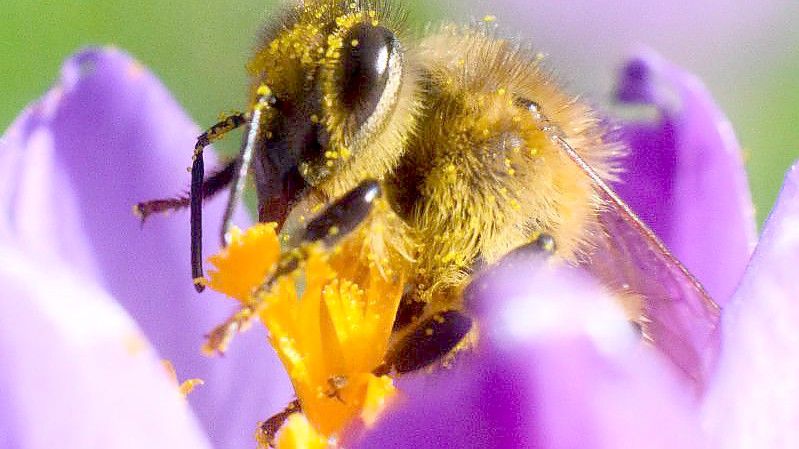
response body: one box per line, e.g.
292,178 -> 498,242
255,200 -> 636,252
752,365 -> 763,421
556,136 -> 720,389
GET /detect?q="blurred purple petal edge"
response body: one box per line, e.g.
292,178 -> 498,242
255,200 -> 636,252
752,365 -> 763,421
0,47 -> 291,449
0,245 -> 212,448
614,50 -> 757,306
703,163 -> 799,448
354,252 -> 703,449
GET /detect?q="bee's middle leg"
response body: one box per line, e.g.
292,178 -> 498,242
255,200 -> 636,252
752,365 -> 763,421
383,234 -> 558,374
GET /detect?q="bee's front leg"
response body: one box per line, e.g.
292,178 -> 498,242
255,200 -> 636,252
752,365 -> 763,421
264,179 -> 382,283
204,180 -> 382,355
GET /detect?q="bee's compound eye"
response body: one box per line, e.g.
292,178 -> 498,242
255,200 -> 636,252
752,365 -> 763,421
339,23 -> 399,125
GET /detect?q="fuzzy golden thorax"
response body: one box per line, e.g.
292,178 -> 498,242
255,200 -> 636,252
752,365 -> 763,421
384,26 -> 622,305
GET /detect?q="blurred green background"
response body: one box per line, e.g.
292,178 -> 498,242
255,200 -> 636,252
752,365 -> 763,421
2,1 -> 797,225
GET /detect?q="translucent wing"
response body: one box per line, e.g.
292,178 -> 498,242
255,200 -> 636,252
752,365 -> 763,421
556,136 -> 720,390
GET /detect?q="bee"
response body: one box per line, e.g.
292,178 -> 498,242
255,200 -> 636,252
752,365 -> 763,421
138,0 -> 719,396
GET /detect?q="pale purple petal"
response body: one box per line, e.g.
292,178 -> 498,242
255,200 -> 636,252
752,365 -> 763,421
0,243 -> 211,449
0,83 -> 98,279
702,162 -> 799,448
0,48 -> 292,448
614,51 -> 757,305
354,253 -> 702,448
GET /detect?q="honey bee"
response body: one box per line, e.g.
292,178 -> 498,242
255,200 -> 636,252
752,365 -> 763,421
138,0 -> 719,399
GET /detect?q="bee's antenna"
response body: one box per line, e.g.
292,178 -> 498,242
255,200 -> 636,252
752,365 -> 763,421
220,86 -> 277,248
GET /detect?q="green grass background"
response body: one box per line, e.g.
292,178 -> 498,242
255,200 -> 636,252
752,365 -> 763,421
2,1 -> 797,225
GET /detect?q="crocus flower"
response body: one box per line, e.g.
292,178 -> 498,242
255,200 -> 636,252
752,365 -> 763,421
1,44 -> 796,449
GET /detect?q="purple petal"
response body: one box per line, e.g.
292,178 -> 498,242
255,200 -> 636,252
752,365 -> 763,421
0,244 -> 211,448
0,48 -> 292,448
614,50 -> 757,305
702,162 -> 799,448
0,82 -> 99,279
354,254 -> 702,448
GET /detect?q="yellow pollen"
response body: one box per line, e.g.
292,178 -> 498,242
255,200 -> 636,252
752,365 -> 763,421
274,414 -> 328,449
257,85 -> 273,97
259,248 -> 402,434
162,360 -> 204,399
179,378 -> 205,398
240,233 -> 404,437
205,223 -> 280,303
483,14 -> 497,23
351,39 -> 360,47
205,200 -> 404,443
441,250 -> 458,263
361,375 -> 397,426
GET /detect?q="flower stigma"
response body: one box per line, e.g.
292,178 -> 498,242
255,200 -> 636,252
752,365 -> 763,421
203,221 -> 405,447
204,223 -> 281,303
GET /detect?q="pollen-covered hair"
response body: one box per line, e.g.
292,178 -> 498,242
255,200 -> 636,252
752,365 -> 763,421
392,24 -> 624,296
247,0 -> 419,200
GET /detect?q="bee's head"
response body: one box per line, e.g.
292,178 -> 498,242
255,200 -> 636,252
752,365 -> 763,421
247,0 -> 416,227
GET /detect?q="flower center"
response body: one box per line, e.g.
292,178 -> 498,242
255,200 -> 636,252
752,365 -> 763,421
204,223 -> 404,445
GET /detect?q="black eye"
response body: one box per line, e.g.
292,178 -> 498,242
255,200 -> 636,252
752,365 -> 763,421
339,23 -> 398,125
